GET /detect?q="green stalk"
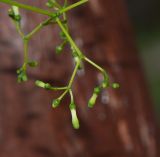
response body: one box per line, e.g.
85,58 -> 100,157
56,18 -> 83,58
59,0 -> 88,14
68,60 -> 80,88
58,60 -> 80,100
0,0 -> 52,16
25,17 -> 53,40
22,39 -> 29,70
50,86 -> 68,90
84,56 -> 109,81
0,0 -> 88,16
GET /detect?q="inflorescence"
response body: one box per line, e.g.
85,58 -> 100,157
0,0 -> 119,129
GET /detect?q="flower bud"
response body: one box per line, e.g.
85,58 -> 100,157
52,99 -> 61,108
27,61 -> 38,67
8,6 -> 21,22
69,103 -> 80,129
35,80 -> 46,88
46,0 -> 56,8
56,45 -> 63,54
112,83 -> 120,89
102,80 -> 109,88
17,68 -> 27,83
88,93 -> 98,108
44,83 -> 52,90
94,86 -> 101,94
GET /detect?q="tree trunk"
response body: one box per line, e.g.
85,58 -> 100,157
0,0 -> 159,157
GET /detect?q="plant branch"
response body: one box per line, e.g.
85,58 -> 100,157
59,0 -> 88,14
0,0 -> 52,16
0,0 -> 88,16
56,18 -> 83,58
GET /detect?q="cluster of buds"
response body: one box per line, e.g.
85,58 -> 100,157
88,77 -> 119,107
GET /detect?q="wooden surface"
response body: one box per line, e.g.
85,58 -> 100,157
0,0 -> 159,157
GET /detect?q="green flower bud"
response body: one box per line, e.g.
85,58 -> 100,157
46,2 -> 54,8
35,80 -> 46,88
56,45 -> 63,54
17,68 -> 28,83
88,93 -> 98,108
46,0 -> 56,8
69,103 -> 80,129
52,99 -> 61,108
27,61 -> 38,67
94,86 -> 101,94
44,83 -> 52,90
102,80 -> 108,88
112,83 -> 120,89
8,6 -> 21,22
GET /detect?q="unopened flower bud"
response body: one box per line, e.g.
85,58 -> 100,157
52,99 -> 61,108
69,103 -> 80,129
35,80 -> 46,88
8,6 -> 21,22
88,93 -> 98,108
112,83 -> 120,89
56,45 -> 63,54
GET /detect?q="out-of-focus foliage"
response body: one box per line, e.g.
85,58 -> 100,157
127,0 -> 160,119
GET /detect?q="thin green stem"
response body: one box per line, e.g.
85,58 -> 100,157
0,0 -> 88,17
14,22 -> 24,38
0,0 -> 52,16
56,18 -> 83,58
59,0 -> 88,14
84,56 -> 104,73
68,60 -> 80,88
22,39 -> 29,70
69,89 -> 74,103
53,1 -> 61,9
84,56 -> 109,80
58,89 -> 69,100
25,17 -> 53,40
50,86 -> 68,90
58,60 -> 80,100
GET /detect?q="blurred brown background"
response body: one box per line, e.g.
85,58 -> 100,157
0,0 -> 159,157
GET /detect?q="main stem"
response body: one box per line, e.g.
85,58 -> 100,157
0,0 -> 88,16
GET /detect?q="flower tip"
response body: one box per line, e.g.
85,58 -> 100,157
73,120 -> 80,129
35,80 -> 45,88
112,83 -> 120,89
88,93 -> 97,108
71,109 -> 80,129
52,99 -> 61,108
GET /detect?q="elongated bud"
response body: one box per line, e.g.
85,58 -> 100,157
112,83 -> 120,89
69,103 -> 80,129
35,80 -> 46,88
52,99 -> 61,108
88,93 -> 98,108
88,86 -> 101,108
35,80 -> 52,90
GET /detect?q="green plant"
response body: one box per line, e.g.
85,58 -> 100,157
0,0 -> 119,129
